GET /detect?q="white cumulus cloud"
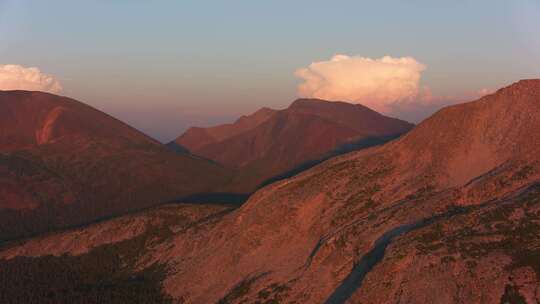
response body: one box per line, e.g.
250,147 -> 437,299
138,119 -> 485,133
295,55 -> 427,113
0,64 -> 62,93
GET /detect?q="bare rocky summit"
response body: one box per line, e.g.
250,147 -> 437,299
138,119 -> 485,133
0,91 -> 232,241
175,98 -> 414,192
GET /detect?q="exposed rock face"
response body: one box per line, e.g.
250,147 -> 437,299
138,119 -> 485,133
1,80 -> 539,303
154,80 -> 540,303
0,203 -> 232,259
0,203 -> 233,304
174,99 -> 414,191
0,91 -> 232,241
350,185 -> 540,304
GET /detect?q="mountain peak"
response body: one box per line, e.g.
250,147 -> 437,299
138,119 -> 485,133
395,79 -> 540,187
174,106 -> 277,151
290,98 -> 356,107
0,91 -> 233,240
290,97 -> 329,104
492,79 -> 540,98
174,97 -> 414,192
509,78 -> 540,88
235,106 -> 276,124
289,98 -> 389,117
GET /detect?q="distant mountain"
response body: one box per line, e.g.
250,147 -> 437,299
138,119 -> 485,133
174,98 -> 414,191
0,91 -> 232,241
3,81 -> 539,304
176,107 -> 277,152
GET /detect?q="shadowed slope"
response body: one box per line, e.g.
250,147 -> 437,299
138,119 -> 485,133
0,203 -> 232,303
0,91 -> 232,241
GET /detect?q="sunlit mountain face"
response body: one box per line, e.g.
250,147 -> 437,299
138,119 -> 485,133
1,80 -> 539,303
173,98 -> 414,192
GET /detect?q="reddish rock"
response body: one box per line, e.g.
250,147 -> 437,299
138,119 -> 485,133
175,99 -> 414,191
1,80 -> 539,303
0,91 -> 233,241
176,107 -> 276,151
151,80 -> 539,303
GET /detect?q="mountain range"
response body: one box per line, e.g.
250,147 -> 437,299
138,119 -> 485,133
174,98 -> 413,191
0,92 -> 409,241
0,91 -> 232,241
0,80 -> 539,303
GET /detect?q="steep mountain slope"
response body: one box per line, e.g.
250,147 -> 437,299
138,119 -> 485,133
151,79 -> 540,302
175,99 -> 414,191
0,91 -> 232,241
154,79 -> 537,304
1,80 -> 539,303
175,107 -> 277,151
0,203 -> 233,303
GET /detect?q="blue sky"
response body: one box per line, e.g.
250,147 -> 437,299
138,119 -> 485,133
1,1 -> 539,141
